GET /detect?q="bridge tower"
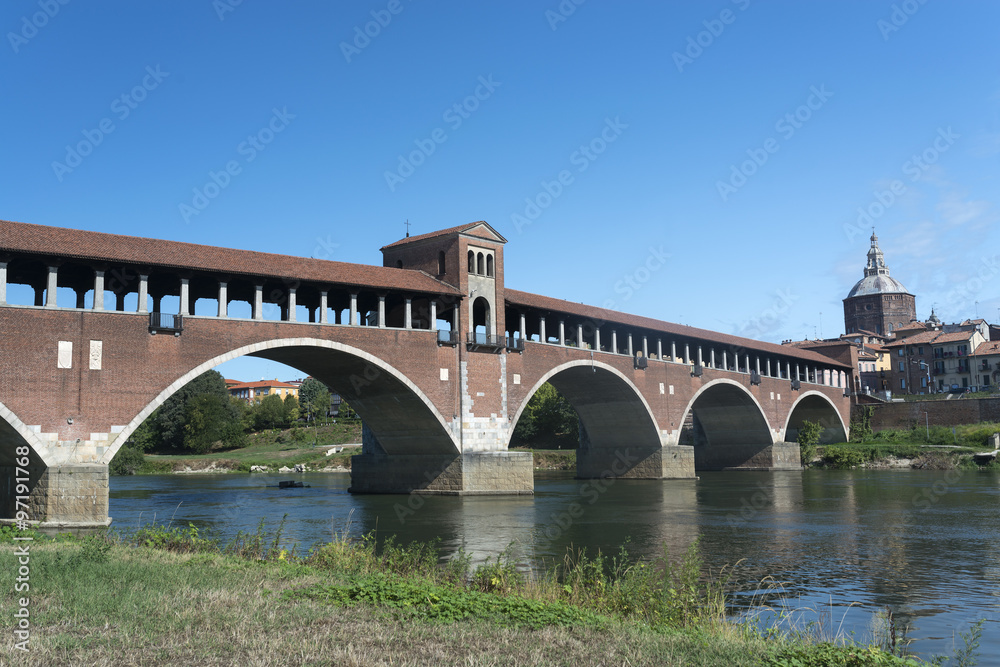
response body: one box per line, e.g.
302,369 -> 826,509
348,222 -> 534,494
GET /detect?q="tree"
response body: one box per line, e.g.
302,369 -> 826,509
283,394 -> 300,424
511,383 -> 579,449
298,378 -> 332,422
154,370 -> 231,450
182,393 -> 247,453
254,393 -> 288,430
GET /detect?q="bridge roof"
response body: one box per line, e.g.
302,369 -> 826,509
505,289 -> 852,368
0,220 -> 462,296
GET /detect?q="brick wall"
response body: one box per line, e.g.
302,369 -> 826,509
859,397 -> 1000,431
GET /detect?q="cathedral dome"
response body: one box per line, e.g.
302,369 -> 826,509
846,273 -> 911,298
844,233 -> 912,298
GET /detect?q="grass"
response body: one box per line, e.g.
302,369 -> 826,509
0,524 -> 943,666
137,421 -> 362,473
511,447 -> 577,470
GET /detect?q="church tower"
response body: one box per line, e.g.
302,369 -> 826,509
843,233 -> 916,336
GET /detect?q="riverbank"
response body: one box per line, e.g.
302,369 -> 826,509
0,526 -> 934,666
805,442 -> 997,470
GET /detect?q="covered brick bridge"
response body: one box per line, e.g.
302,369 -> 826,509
0,220 -> 851,528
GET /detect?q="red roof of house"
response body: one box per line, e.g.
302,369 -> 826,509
227,380 -> 298,390
504,289 -> 851,368
974,341 -> 1000,355
0,219 -> 461,297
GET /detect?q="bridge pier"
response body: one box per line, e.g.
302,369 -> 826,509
693,442 -> 801,471
349,424 -> 533,495
349,452 -> 533,495
1,464 -> 111,530
577,445 -> 695,480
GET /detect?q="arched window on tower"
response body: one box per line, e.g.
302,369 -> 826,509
472,296 -> 491,342
477,252 -> 485,275
396,259 -> 403,269
468,250 -> 475,273
438,251 -> 446,275
486,255 -> 494,277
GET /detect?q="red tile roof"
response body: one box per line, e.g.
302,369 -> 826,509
884,330 -> 978,347
228,380 -> 298,390
504,289 -> 851,368
0,219 -> 461,296
380,221 -> 506,250
975,341 -> 1000,355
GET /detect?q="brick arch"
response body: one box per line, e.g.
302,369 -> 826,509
101,337 -> 459,464
0,399 -> 50,467
508,359 -> 662,451
677,379 -> 775,471
783,390 -> 849,444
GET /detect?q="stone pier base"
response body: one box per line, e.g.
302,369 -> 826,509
577,445 -> 695,480
349,451 -> 534,495
694,442 -> 802,471
0,464 -> 111,530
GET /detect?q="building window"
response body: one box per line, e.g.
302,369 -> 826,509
396,259 -> 403,269
898,349 -> 904,357
468,250 -> 475,273
438,251 -> 446,275
898,361 -> 904,372
900,378 -> 906,389
486,254 -> 494,277
477,252 -> 485,275
918,346 -> 924,355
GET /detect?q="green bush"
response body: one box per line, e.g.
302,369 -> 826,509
797,420 -> 823,447
109,446 -> 146,476
763,642 -> 923,666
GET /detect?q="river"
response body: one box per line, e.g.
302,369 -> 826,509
109,469 -> 999,660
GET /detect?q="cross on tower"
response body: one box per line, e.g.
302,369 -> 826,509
404,219 -> 411,238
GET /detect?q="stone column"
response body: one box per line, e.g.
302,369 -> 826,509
350,293 -> 358,326
627,334 -> 634,357
254,284 -> 263,320
286,286 -> 295,322
642,336 -> 648,359
577,324 -> 583,348
378,295 -> 386,328
755,357 -> 761,375
519,313 -> 526,341
710,349 -> 716,368
795,364 -> 800,382
46,265 -> 59,308
611,330 -> 618,354
75,288 -> 86,309
452,305 -> 459,333
671,341 -> 677,361
319,290 -> 328,323
178,278 -> 189,316
0,260 -> 6,305
657,339 -> 663,360
404,298 -> 412,329
429,300 -> 437,328
137,274 -> 149,314
92,269 -> 104,311
558,320 -> 565,346
539,317 -> 546,343
684,343 -> 690,365
766,359 -> 772,377
218,282 -> 228,318
745,355 -> 751,374
595,328 -> 601,351
697,346 -> 703,366
722,350 -> 728,370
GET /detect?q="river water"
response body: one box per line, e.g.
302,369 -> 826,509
109,469 -> 999,660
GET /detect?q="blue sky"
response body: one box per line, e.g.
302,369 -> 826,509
4,0 -> 998,382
